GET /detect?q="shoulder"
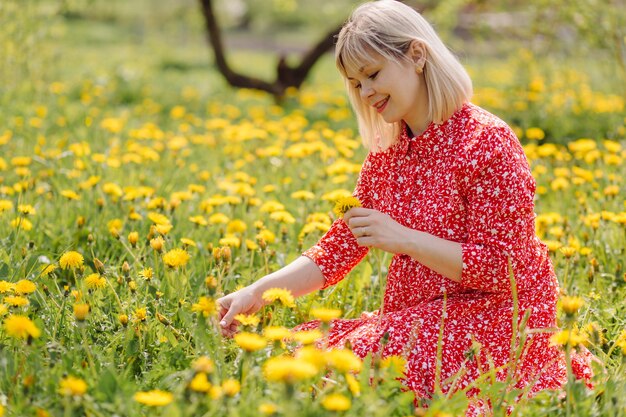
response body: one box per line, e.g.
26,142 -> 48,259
449,104 -> 523,165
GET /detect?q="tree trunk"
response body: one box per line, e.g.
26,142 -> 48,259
198,0 -> 341,99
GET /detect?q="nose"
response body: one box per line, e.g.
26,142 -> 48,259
359,82 -> 374,100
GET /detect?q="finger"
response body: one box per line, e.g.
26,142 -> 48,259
220,303 -> 240,328
356,236 -> 375,247
346,216 -> 369,229
346,207 -> 373,217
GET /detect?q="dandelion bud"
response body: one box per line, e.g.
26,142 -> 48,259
206,242 -> 213,252
96,198 -> 104,208
94,258 -> 105,273
128,280 -> 137,293
128,231 -> 139,248
169,199 -> 181,211
212,247 -> 222,263
221,246 -> 231,263
147,225 -> 156,240
156,312 -> 171,325
205,275 -> 217,289
156,291 -> 164,300
73,303 -> 90,321
21,247 -> 27,258
87,233 -> 95,243
258,238 -> 267,251
118,314 -> 128,326
76,216 -> 86,228
150,236 -> 164,252
116,275 -> 123,285
122,261 -> 131,277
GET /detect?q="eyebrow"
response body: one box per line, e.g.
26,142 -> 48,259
347,66 -> 369,81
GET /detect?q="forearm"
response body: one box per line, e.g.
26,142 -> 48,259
249,256 -> 325,301
403,229 -> 463,283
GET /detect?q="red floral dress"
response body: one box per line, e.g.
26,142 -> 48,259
300,103 -> 592,404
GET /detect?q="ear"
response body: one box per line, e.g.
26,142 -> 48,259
408,40 -> 427,65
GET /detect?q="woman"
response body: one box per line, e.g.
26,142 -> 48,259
217,0 -> 592,409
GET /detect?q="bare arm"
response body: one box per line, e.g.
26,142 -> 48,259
217,256 -> 324,337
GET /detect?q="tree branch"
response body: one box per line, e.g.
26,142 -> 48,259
199,0 -> 341,98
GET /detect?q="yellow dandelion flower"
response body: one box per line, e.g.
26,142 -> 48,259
0,281 -> 15,293
226,219 -> 247,234
258,402 -> 279,415
59,376 -> 87,396
208,213 -> 230,224
11,217 -> 32,231
560,296 -> 584,315
14,280 -> 36,295
345,373 -> 361,396
17,204 -> 36,215
310,308 -> 342,322
380,355 -> 406,371
292,329 -> 323,345
295,345 -> 326,371
263,356 -> 318,382
234,313 -> 260,327
262,288 -> 295,307
189,215 -> 208,226
4,296 -> 29,307
256,229 -> 276,244
4,315 -> 41,339
134,307 -> 147,322
333,196 -> 362,218
550,329 -> 587,347
139,267 -> 153,281
560,247 -> 577,258
269,210 -> 295,224
147,212 -> 170,226
263,326 -> 292,341
0,200 -> 13,212
40,264 -> 56,276
326,349 -> 362,373
180,238 -> 196,247
188,372 -> 211,393
85,273 -> 106,290
0,305 -> 8,316
133,390 -> 174,406
245,239 -> 259,250
73,303 -> 90,321
291,190 -> 315,200
192,356 -> 215,373
155,223 -> 173,235
60,190 -> 80,200
191,296 -> 216,317
321,393 -> 351,411
219,234 -> 241,248
59,251 -> 84,270
234,332 -> 267,352
221,379 -> 241,396
162,248 -> 190,268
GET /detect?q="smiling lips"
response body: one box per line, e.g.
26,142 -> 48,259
373,96 -> 389,113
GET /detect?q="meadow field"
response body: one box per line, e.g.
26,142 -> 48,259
0,1 -> 625,416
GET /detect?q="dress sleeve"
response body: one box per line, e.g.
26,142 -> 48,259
459,126 -> 537,293
302,155 -> 372,289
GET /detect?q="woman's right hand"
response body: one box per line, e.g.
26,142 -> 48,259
216,286 -> 264,338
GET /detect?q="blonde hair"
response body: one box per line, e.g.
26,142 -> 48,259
335,0 -> 473,150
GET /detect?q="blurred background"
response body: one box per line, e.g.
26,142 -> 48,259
1,0 -> 625,142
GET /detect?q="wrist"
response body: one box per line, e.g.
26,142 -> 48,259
404,228 -> 423,259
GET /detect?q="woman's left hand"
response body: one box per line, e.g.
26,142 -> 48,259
343,207 -> 414,254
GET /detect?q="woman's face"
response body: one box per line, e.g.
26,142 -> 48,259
345,47 -> 429,135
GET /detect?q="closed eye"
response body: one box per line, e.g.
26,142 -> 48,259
368,71 -> 379,80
